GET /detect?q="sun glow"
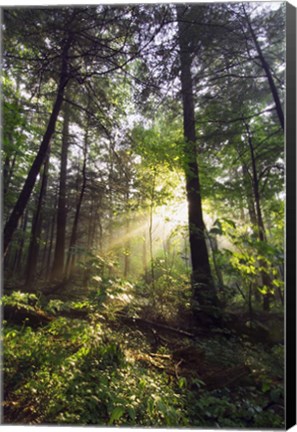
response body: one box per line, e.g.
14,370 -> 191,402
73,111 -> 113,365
104,192 -> 219,257
152,201 -> 189,239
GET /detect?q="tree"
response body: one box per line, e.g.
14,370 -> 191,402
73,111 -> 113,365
3,27 -> 72,256
3,3 -> 284,318
51,100 -> 71,280
25,155 -> 50,285
177,5 -> 218,310
240,3 -> 284,130
65,125 -> 88,278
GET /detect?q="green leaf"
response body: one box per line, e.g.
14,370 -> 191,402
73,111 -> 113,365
209,227 -> 223,235
109,406 -> 125,425
127,406 -> 136,420
178,377 -> 187,389
262,382 -> 271,392
222,218 -> 236,229
270,388 -> 282,403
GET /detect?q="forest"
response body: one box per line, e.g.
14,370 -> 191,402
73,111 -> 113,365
2,2 -> 285,428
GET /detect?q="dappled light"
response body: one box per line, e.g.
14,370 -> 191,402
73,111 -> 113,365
2,2 -> 286,429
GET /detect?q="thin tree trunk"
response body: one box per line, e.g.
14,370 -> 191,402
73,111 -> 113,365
13,209 -> 29,276
177,6 -> 217,309
39,215 -> 51,278
208,235 -> 224,293
240,162 -> 261,303
3,38 -> 71,256
51,99 -> 70,280
3,152 -> 17,197
242,4 -> 284,130
142,231 -> 147,274
65,129 -> 88,278
243,118 -> 272,311
108,142 -> 115,243
25,154 -> 49,286
149,170 -> 156,295
242,163 -> 257,227
124,191 -> 130,278
87,197 -> 94,249
45,204 -> 57,281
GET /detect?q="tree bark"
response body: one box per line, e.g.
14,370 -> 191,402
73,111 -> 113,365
3,37 -> 71,256
13,209 -> 29,276
45,200 -> 57,280
124,192 -> 131,278
25,154 -> 49,286
3,152 -> 17,198
242,4 -> 284,130
51,99 -> 70,280
243,118 -> 272,311
242,163 -> 257,227
149,170 -> 156,297
65,128 -> 88,278
177,6 -> 217,309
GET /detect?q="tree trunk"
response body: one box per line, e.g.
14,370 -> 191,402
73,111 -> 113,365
65,128 -> 88,278
243,118 -> 272,311
242,4 -> 284,130
3,38 -> 71,256
13,209 -> 29,277
123,191 -> 130,278
51,99 -> 70,280
87,197 -> 94,250
108,142 -> 115,244
45,201 -> 57,280
3,152 -> 17,198
39,215 -> 51,277
177,6 -> 217,309
149,170 -> 156,296
208,235 -> 224,293
25,154 -> 49,286
242,163 -> 257,227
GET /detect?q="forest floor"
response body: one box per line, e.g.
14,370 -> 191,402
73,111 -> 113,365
2,279 -> 284,428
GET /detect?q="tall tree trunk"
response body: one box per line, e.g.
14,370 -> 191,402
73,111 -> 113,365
149,170 -> 156,298
25,154 -> 49,286
243,119 -> 267,242
243,118 -> 272,311
123,191 -> 130,278
3,38 -> 71,256
87,197 -> 95,250
242,4 -> 284,130
242,163 -> 257,227
142,231 -> 147,275
13,209 -> 29,277
108,142 -> 115,243
39,214 -> 51,278
177,6 -> 217,309
208,234 -> 224,293
3,152 -> 17,198
45,201 -> 57,280
65,129 -> 88,279
241,162 -> 260,303
51,99 -> 70,280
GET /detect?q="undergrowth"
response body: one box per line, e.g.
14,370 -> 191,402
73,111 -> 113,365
1,287 -> 284,428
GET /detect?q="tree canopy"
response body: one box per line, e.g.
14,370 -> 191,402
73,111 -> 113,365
2,3 -> 285,428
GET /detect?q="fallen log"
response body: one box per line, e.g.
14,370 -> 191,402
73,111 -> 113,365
117,313 -> 195,338
3,305 -> 54,328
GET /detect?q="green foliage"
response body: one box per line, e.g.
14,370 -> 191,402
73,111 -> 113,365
132,119 -> 184,171
187,387 -> 282,428
1,291 -> 40,310
2,282 -> 284,428
207,216 -> 284,308
3,314 -> 189,426
3,2 -> 285,428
